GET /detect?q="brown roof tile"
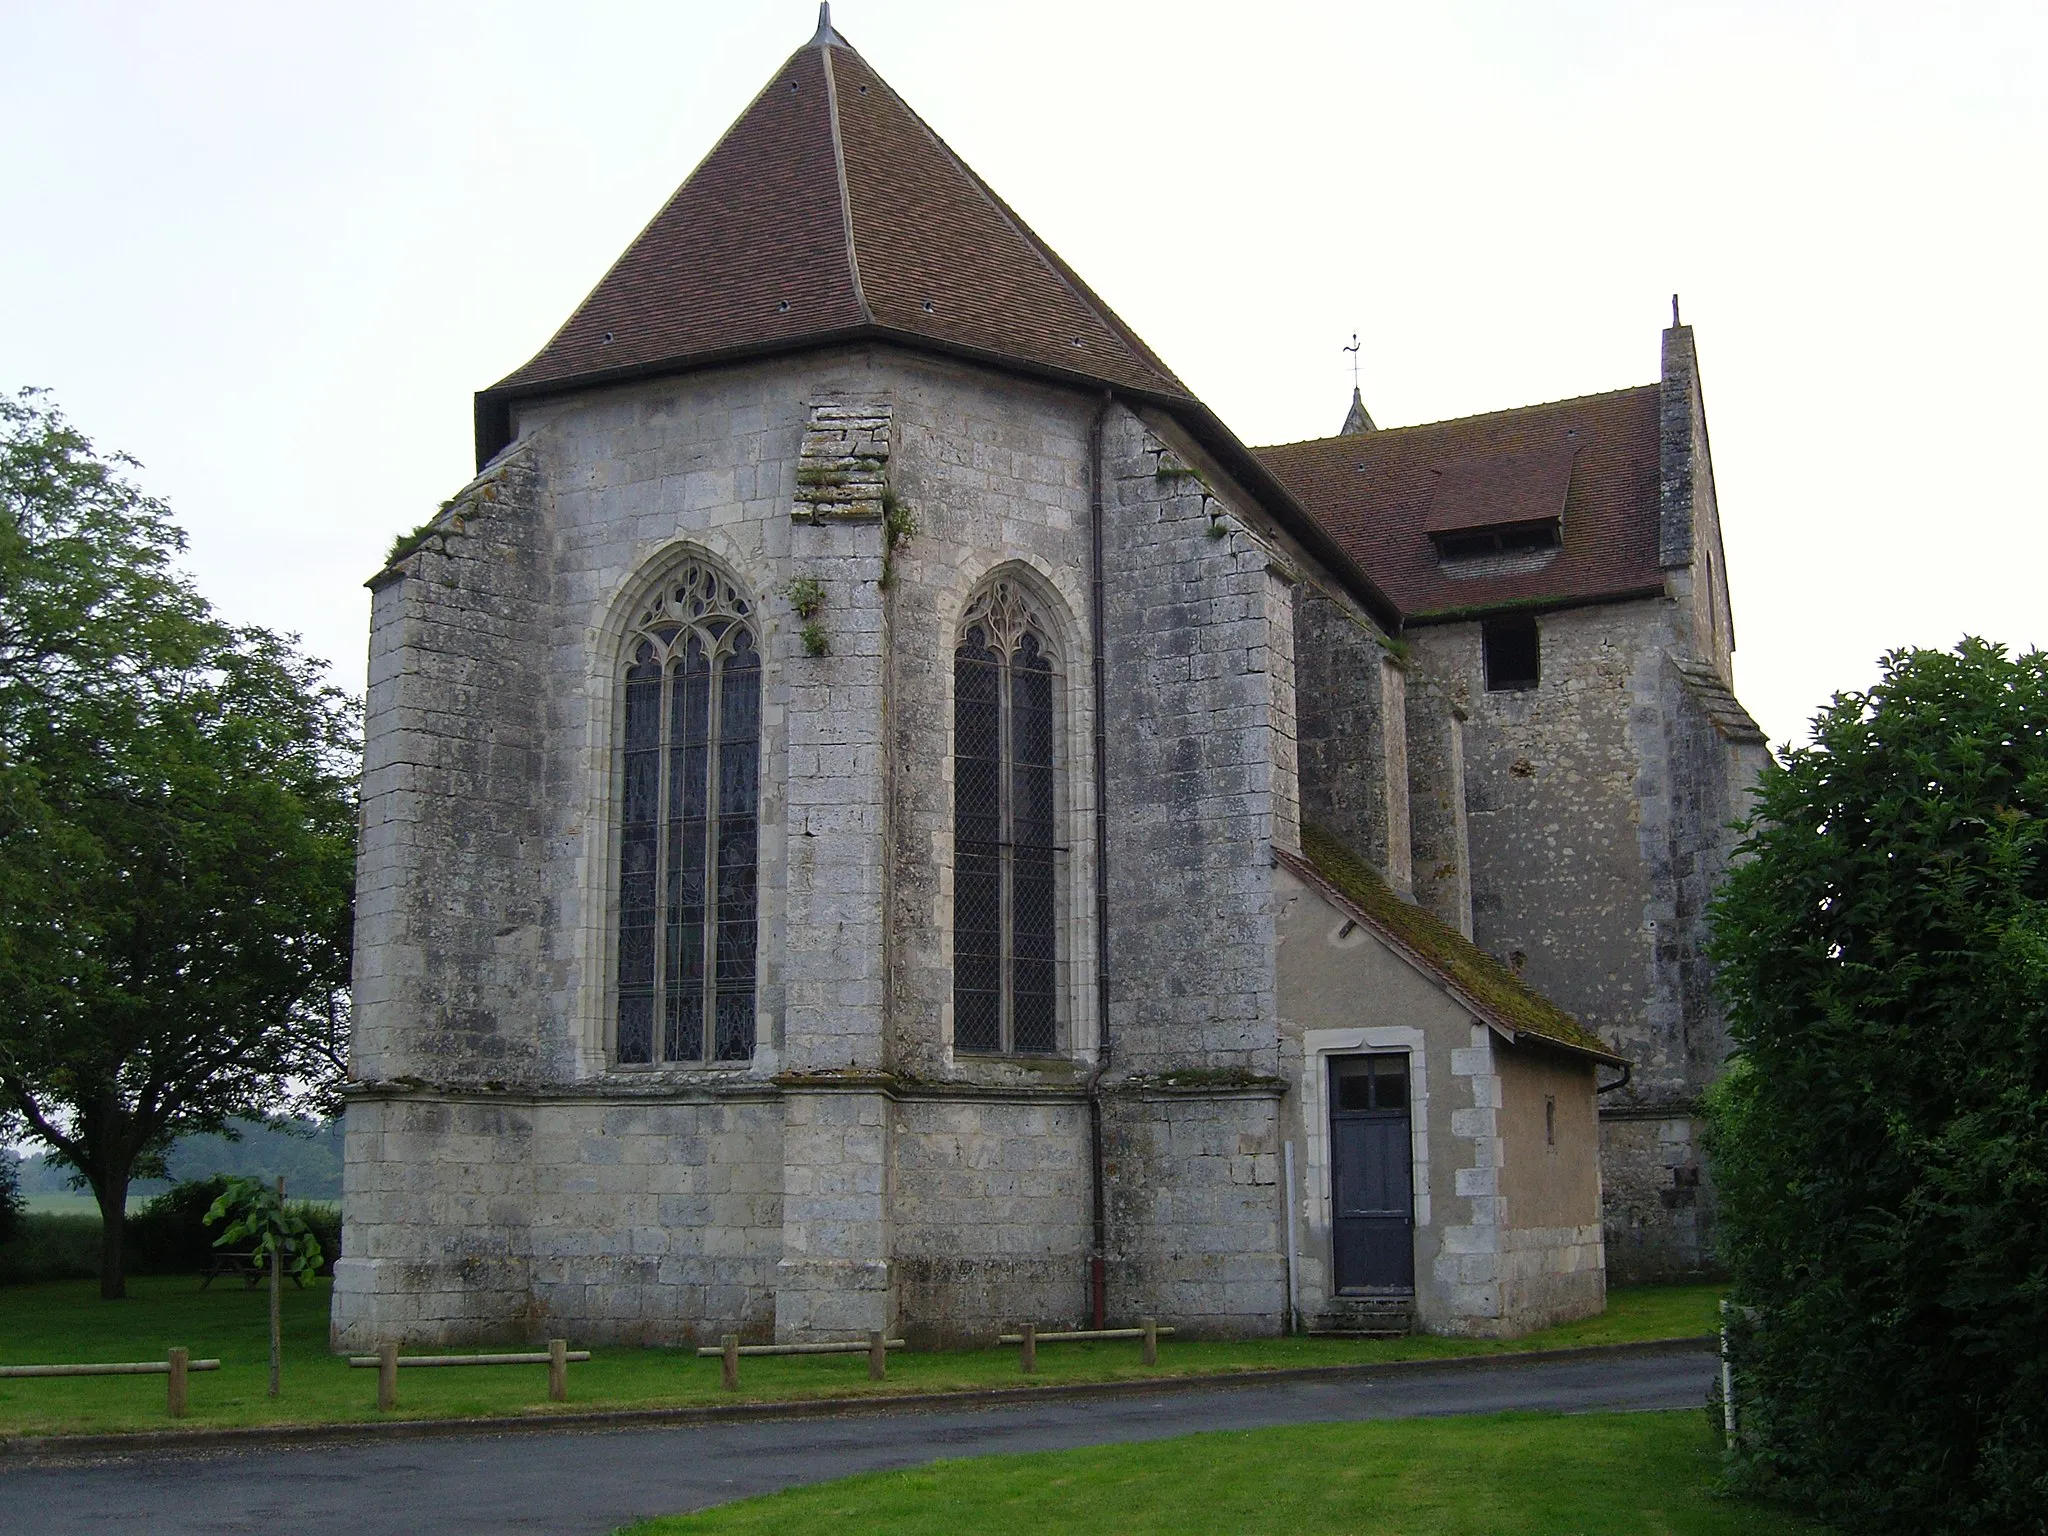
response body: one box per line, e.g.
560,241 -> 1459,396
1256,386 -> 1667,622
479,20 -> 1189,455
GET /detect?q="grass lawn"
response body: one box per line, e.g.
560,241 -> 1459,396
624,1410 -> 1820,1536
0,1278 -> 1721,1439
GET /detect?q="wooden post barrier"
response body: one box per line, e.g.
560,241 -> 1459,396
692,1335 -> 910,1392
998,1323 -> 1177,1373
167,1347 -> 189,1418
0,1353 -> 220,1419
347,1341 -> 591,1411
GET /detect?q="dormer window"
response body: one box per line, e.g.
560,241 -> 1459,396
1432,520 -> 1561,562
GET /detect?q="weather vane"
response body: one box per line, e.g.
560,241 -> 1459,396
1344,333 -> 1362,391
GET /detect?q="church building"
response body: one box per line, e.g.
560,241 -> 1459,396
334,9 -> 1763,1349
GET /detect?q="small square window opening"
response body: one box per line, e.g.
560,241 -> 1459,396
1483,616 -> 1540,692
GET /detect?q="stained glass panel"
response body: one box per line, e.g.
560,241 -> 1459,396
615,563 -> 761,1066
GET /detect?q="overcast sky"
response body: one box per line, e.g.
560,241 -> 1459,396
3,0 -> 2042,748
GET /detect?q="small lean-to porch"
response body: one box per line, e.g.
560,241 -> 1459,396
1274,827 -> 1626,1338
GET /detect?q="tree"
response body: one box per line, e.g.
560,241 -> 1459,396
0,389 -> 358,1298
0,1141 -> 22,1245
207,1175 -> 324,1397
1707,638 -> 2048,1533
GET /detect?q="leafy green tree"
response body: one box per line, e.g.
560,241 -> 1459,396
0,389 -> 358,1298
0,1141 -> 23,1244
207,1175 -> 324,1395
1708,638 -> 2048,1533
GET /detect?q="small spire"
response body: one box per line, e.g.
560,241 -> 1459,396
1339,331 -> 1375,433
1341,386 -> 1377,436
1671,292 -> 1682,327
809,2 -> 843,46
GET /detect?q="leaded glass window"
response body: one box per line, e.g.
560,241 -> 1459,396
615,562 -> 760,1066
954,581 -> 1058,1055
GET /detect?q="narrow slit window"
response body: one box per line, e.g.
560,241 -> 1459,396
954,582 -> 1060,1055
614,563 -> 760,1065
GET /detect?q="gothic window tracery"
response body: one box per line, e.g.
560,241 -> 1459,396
615,561 -> 760,1066
953,580 -> 1059,1055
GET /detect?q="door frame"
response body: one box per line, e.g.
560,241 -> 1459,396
1300,1027 -> 1431,1286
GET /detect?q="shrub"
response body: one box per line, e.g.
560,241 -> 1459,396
125,1175 -> 237,1275
1708,639 -> 2048,1533
0,1152 -> 21,1245
0,1213 -> 102,1285
295,1201 -> 341,1276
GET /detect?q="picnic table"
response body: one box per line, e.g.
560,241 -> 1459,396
199,1251 -> 305,1290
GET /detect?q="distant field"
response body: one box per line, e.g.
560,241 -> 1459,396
17,1194 -> 340,1216
20,1194 -> 146,1217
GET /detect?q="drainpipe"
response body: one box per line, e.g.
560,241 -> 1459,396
1086,391 -> 1115,1330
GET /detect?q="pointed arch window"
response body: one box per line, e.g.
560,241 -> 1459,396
954,581 -> 1059,1055
615,562 -> 760,1066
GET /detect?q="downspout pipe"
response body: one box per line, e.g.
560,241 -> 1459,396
1086,391 -> 1115,1330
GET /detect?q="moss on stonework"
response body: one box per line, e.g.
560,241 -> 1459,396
1298,822 -> 1620,1061
1121,1068 -> 1286,1092
384,514 -> 454,567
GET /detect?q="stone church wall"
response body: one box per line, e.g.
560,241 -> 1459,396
341,352 -> 1331,1345
1401,597 -> 1759,1282
1083,408 -> 1306,1334
1294,582 -> 1413,890
335,1091 -> 784,1349
352,440 -> 556,1084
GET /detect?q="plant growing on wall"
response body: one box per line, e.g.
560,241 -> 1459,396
784,576 -> 830,656
878,490 -> 917,590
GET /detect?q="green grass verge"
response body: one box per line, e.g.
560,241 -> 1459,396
624,1410 -> 1820,1536
0,1279 -> 1721,1439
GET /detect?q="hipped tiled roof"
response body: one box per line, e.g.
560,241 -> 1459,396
479,15 -> 1190,449
1288,825 -> 1626,1067
1256,386 -> 1667,623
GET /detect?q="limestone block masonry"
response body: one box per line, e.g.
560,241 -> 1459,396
339,350 -> 1352,1348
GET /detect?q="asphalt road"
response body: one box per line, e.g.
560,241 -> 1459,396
0,1346 -> 1715,1536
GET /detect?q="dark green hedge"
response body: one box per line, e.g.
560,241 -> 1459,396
0,1177 -> 341,1286
1708,640 -> 2048,1533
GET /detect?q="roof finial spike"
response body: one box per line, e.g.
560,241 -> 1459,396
1340,333 -> 1376,435
811,2 -> 838,45
1671,292 -> 1681,327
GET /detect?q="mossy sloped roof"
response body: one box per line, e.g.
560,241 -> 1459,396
1289,823 -> 1626,1066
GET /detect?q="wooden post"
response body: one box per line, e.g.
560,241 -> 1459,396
1020,1322 -> 1037,1375
268,1176 -> 284,1399
548,1338 -> 568,1402
868,1329 -> 887,1382
721,1334 -> 740,1391
377,1342 -> 399,1411
1141,1316 -> 1158,1367
166,1347 -> 189,1418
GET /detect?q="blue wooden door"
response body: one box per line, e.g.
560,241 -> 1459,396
1330,1055 -> 1415,1292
